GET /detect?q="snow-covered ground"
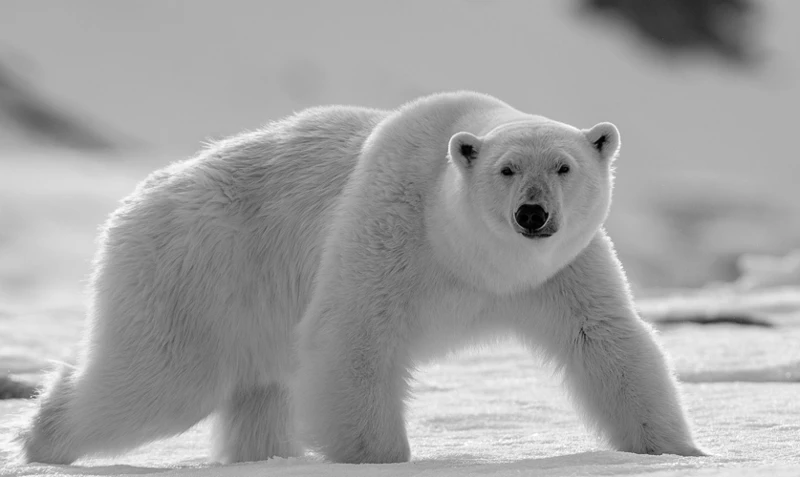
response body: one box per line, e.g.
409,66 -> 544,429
2,302 -> 799,476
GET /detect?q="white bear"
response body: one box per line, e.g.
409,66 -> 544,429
18,91 -> 704,466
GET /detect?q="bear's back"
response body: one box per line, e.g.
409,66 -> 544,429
100,105 -> 388,341
202,106 -> 389,321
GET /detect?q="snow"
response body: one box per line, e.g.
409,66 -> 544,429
2,304 -> 799,476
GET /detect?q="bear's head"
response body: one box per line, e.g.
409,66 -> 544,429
447,119 -> 620,246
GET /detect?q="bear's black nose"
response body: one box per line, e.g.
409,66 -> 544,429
515,204 -> 549,232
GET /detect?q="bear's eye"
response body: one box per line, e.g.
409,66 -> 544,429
557,164 -> 571,175
500,167 -> 515,177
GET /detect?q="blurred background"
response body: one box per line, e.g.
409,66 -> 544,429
0,0 -> 798,313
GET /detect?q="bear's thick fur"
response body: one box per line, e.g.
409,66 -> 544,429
19,91 -> 703,465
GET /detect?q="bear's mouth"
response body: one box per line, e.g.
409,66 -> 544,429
513,220 -> 559,239
519,231 -> 553,239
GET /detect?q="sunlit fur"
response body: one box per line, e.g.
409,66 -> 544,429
18,91 -> 703,466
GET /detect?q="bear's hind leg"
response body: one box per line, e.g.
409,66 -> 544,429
212,382 -> 300,463
17,365 -> 80,464
19,336 -> 222,464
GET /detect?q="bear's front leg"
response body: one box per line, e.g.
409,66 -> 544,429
509,231 -> 705,457
293,277 -> 414,464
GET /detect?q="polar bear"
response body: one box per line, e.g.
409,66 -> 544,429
19,91 -> 704,465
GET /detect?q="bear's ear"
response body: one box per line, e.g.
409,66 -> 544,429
583,122 -> 621,163
448,131 -> 482,169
